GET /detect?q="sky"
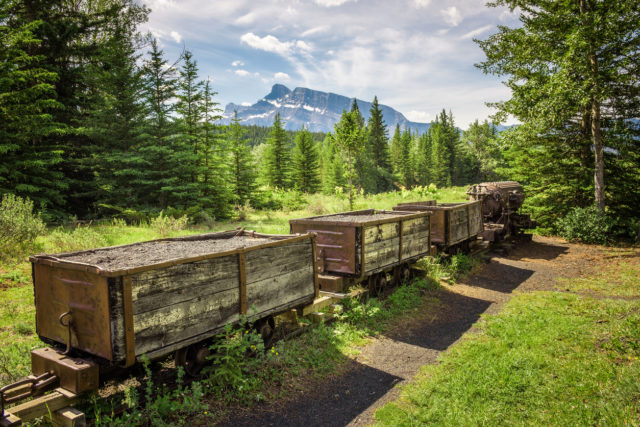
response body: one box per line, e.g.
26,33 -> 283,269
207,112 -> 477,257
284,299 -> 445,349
139,0 -> 521,128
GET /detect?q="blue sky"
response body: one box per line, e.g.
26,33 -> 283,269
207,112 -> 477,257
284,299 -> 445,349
139,0 -> 521,128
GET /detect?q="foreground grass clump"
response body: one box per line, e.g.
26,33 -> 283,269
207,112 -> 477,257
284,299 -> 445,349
375,255 -> 640,426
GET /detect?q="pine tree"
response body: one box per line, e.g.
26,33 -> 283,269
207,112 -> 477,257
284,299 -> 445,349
398,130 -> 414,188
333,110 -> 365,209
366,96 -> 393,192
477,0 -> 640,213
172,50 -> 204,210
263,112 -> 291,188
292,128 -> 320,193
227,110 -> 256,205
138,38 -> 179,209
0,0 -> 65,216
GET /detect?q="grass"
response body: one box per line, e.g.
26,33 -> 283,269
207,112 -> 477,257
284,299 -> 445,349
375,251 -> 640,426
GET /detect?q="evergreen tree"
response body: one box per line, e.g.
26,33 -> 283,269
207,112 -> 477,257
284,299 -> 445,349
0,0 -> 65,215
333,110 -> 365,209
292,128 -> 320,193
263,112 -> 291,188
477,0 -> 640,213
88,8 -> 148,212
138,38 -> 179,209
318,136 -> 345,195
415,131 -> 432,186
389,124 -> 403,180
462,120 -> 500,182
227,110 -> 256,205
398,130 -> 414,188
366,96 -> 393,192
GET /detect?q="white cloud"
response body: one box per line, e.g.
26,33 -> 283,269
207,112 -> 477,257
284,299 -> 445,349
405,110 -> 431,123
442,6 -> 462,26
235,12 -> 256,25
241,102 -> 252,106
235,69 -> 250,76
241,32 -> 292,55
274,72 -> 291,81
314,0 -> 356,6
301,25 -> 329,37
460,25 -> 493,40
231,60 -> 244,67
170,30 -> 182,43
296,40 -> 313,52
413,0 -> 430,8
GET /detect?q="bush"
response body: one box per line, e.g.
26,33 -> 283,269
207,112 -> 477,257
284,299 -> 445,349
149,211 -> 188,237
46,226 -> 108,253
0,194 -> 46,260
555,206 -> 617,244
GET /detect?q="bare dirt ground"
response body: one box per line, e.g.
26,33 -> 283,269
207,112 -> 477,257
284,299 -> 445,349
219,235 -> 622,427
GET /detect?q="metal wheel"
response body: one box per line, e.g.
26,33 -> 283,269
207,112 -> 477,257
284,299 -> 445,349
254,316 -> 276,349
374,273 -> 388,296
175,343 -> 210,376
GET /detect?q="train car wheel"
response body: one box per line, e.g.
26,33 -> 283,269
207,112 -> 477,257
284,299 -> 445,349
254,316 -> 276,349
175,343 -> 210,376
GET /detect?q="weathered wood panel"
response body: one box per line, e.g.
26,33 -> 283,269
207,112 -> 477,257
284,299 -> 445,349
364,236 -> 400,272
468,202 -> 483,236
108,277 -> 126,362
246,266 -> 314,314
449,206 -> 470,245
401,230 -> 430,259
133,288 -> 241,355
363,222 -> 399,243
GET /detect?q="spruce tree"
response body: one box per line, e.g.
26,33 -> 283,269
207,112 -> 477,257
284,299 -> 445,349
263,112 -> 291,188
292,128 -> 321,193
333,110 -> 365,209
227,110 -> 256,205
139,38 -> 179,209
366,96 -> 393,192
477,0 -> 640,213
0,0 -> 65,215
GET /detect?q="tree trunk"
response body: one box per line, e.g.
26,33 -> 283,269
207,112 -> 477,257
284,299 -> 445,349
592,98 -> 605,211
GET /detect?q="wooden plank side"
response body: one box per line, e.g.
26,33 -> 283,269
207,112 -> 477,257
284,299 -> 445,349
401,230 -> 430,259
449,206 -> 469,245
401,217 -> 429,235
133,287 -> 241,355
131,255 -> 239,300
363,222 -> 399,243
468,202 -> 484,236
130,255 -> 239,315
246,266 -> 315,315
364,236 -> 400,272
245,241 -> 313,284
108,277 -> 126,362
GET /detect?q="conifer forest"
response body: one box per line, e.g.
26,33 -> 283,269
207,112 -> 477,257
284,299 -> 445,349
1,0 -> 639,239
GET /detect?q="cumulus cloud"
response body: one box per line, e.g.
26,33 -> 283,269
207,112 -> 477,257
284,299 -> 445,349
405,110 -> 431,123
442,6 -> 462,26
231,60 -> 244,67
235,69 -> 250,76
413,0 -> 430,8
460,25 -> 492,40
274,72 -> 291,80
241,32 -> 292,55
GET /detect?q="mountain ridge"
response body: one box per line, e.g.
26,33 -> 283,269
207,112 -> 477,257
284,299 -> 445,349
222,84 -> 430,134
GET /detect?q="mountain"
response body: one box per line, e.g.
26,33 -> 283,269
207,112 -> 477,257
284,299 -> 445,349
222,84 -> 430,134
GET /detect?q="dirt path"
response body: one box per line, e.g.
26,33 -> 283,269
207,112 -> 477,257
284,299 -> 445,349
220,236 -> 608,427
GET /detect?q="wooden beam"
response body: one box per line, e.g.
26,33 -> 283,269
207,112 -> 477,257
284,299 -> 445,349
122,276 -> 135,367
5,388 -> 77,424
51,406 -> 85,427
238,252 -> 247,315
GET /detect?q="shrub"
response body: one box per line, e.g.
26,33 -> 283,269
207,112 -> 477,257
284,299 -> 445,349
149,211 -> 189,237
555,206 -> 617,244
46,226 -> 108,253
0,194 -> 46,260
